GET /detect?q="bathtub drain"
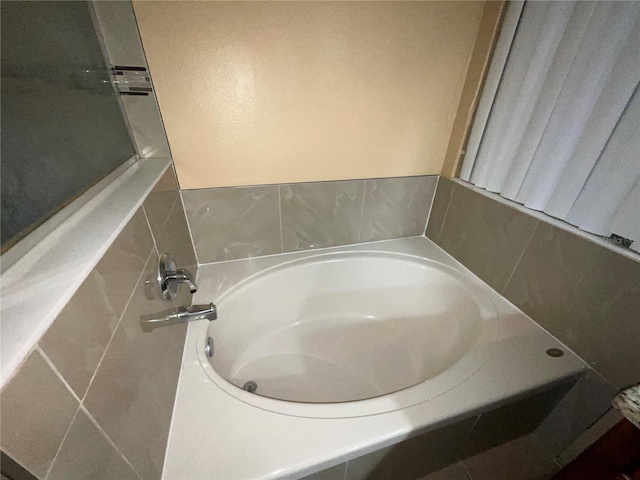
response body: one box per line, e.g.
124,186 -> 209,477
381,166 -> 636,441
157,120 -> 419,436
243,381 -> 258,393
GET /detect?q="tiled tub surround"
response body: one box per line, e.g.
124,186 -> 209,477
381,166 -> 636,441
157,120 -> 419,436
0,168 -> 197,480
426,177 -> 640,460
164,237 -> 586,479
182,175 -> 438,263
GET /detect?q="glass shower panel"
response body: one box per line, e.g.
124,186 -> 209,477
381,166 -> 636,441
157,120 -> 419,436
1,1 -> 136,249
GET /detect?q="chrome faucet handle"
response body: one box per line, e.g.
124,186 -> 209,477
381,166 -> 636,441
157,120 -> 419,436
166,269 -> 197,294
158,252 -> 197,302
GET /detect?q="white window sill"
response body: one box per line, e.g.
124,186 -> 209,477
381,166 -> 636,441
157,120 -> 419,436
0,157 -> 171,387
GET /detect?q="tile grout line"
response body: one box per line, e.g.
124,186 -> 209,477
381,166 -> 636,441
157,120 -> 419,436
80,245 -> 156,404
143,191 -> 181,257
357,180 -> 367,243
162,192 -> 181,232
529,430 -> 564,471
178,189 -> 200,265
453,414 -> 482,476
76,249 -> 176,478
166,194 -> 195,265
71,248 -> 155,480
422,176 -> 440,236
141,203 -> 161,258
160,322 -> 192,479
35,274 -> 150,480
458,459 -> 474,480
36,346 -> 84,480
30,222 -> 162,479
42,405 -> 81,480
551,456 -> 564,470
179,190 -> 201,266
277,185 -> 284,253
34,346 -> 82,404
79,246 -> 156,480
434,180 -> 455,242
469,412 -> 482,433
79,404 -> 143,480
501,219 -> 540,294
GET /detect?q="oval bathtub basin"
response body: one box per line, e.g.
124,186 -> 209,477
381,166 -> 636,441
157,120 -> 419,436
203,252 -> 496,405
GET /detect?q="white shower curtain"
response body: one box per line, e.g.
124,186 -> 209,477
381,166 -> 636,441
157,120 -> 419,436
460,0 -> 640,252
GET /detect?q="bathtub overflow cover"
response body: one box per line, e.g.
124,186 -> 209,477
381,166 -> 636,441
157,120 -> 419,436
546,348 -> 564,357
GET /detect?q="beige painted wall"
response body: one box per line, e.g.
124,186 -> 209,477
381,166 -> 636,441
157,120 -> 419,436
134,1 -> 485,189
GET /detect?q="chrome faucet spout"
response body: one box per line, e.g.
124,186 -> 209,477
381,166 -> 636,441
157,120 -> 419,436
145,303 -> 217,327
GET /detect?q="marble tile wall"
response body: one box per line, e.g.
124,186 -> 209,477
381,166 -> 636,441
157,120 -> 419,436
281,181 -> 364,252
533,371 -> 619,460
0,167 -> 197,479
426,178 -> 539,292
183,175 -> 438,263
331,431 -> 603,480
426,177 -> 640,466
426,177 -> 640,389
182,184 -> 282,262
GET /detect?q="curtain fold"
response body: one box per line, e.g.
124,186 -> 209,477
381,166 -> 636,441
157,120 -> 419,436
460,0 -> 640,251
459,1 -> 525,182
565,88 -> 640,238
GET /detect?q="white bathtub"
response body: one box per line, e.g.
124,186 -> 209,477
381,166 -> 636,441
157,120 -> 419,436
164,237 -> 586,479
201,251 -> 497,417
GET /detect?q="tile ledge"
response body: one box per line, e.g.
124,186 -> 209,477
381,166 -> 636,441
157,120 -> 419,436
179,174 -> 438,192
451,178 -> 640,264
0,158 -> 171,388
196,236 -> 428,268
